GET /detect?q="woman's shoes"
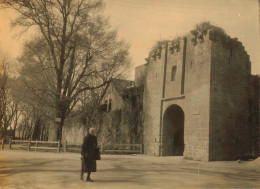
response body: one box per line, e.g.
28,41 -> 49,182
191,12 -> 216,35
86,178 -> 94,182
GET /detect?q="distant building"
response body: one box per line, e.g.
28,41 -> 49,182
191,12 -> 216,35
98,78 -> 143,145
100,78 -> 135,112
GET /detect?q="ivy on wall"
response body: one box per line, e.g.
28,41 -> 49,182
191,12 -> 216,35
90,86 -> 144,147
121,86 -> 144,144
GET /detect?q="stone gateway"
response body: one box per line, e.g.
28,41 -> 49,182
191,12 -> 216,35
135,23 -> 259,161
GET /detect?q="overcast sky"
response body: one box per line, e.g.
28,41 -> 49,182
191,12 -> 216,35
0,0 -> 259,78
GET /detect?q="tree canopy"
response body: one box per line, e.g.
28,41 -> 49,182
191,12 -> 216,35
0,0 -> 130,140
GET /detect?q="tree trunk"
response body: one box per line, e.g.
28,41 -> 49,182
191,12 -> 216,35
21,125 -> 25,139
13,111 -> 19,139
56,111 -> 65,141
56,121 -> 62,141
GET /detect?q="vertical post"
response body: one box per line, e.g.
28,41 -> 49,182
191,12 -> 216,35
57,140 -> 61,153
1,139 -> 4,150
35,139 -> 38,151
9,137 -> 12,149
64,140 -> 67,153
140,144 -> 143,154
101,143 -> 103,153
28,140 -> 31,151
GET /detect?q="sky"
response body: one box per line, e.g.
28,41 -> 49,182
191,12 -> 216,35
0,0 -> 259,78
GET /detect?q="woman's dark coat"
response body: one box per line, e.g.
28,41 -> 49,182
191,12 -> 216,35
81,134 -> 97,172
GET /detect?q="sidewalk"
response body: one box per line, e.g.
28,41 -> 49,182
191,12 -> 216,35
0,150 -> 259,189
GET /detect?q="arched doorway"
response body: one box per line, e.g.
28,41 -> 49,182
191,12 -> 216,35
162,104 -> 184,156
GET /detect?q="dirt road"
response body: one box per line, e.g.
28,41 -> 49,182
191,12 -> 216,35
0,150 -> 259,189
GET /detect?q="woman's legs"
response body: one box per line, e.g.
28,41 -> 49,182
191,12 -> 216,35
87,171 -> 91,179
85,160 -> 95,182
80,158 -> 84,180
87,171 -> 94,182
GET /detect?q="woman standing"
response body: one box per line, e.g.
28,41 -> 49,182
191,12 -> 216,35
81,127 -> 97,182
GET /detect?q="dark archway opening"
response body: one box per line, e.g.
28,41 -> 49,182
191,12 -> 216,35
162,104 -> 184,156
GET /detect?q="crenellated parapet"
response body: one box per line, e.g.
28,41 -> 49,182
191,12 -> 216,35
147,22 -> 249,64
151,45 -> 162,60
168,37 -> 181,54
190,22 -> 249,59
149,37 -> 183,61
190,30 -> 206,45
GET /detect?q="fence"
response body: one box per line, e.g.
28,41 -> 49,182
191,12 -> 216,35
3,139 -> 143,154
101,144 -> 143,154
63,141 -> 81,153
0,139 -> 4,150
9,139 -> 61,153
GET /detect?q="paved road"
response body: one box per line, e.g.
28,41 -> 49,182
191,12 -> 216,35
0,150 -> 259,189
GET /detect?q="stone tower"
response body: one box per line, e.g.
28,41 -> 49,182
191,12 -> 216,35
136,23 -> 257,161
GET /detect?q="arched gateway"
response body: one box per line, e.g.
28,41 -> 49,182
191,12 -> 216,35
162,104 -> 184,156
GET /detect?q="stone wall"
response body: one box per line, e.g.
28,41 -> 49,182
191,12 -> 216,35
135,64 -> 148,87
249,75 -> 260,157
143,32 -> 211,160
209,34 -> 251,160
143,44 -> 167,156
181,34 -> 211,161
142,25 -> 257,161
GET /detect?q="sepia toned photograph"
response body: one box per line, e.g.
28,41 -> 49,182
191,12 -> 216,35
0,0 -> 260,188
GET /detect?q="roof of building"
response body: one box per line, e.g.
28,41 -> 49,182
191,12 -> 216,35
111,78 -> 135,96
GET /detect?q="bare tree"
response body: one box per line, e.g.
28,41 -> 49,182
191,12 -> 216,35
0,56 -> 7,138
0,0 -> 130,140
11,103 -> 21,139
0,55 -> 18,141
